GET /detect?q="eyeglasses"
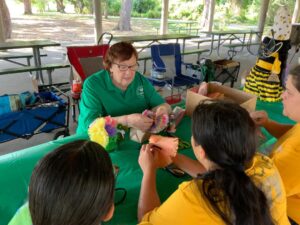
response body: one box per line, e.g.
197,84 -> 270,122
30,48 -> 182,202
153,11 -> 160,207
113,62 -> 139,71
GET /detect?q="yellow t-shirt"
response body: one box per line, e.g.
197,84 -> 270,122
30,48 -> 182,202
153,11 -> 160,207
271,123 -> 300,224
140,153 -> 289,225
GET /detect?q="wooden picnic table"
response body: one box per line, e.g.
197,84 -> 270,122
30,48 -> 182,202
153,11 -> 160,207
200,29 -> 262,56
0,40 -> 60,83
113,33 -> 198,54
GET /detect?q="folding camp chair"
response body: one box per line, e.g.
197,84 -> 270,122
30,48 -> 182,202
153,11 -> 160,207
66,32 -> 112,122
148,43 -> 199,96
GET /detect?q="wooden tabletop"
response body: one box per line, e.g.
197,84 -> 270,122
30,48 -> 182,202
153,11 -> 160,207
113,33 -> 198,43
0,40 -> 60,50
201,29 -> 261,36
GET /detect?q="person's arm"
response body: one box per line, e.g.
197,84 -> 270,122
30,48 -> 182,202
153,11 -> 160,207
250,111 -> 293,139
173,153 -> 206,177
113,114 -> 153,132
77,77 -> 104,133
262,120 -> 293,139
138,144 -> 172,221
138,169 -> 160,222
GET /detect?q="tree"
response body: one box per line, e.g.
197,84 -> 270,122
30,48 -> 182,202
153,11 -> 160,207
0,0 -> 12,41
24,0 -> 32,14
93,0 -> 102,43
55,0 -> 65,13
115,0 -> 132,31
199,0 -> 215,32
103,0 -> 109,19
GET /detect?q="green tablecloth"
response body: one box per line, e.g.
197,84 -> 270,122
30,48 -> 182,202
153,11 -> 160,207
0,100 -> 294,225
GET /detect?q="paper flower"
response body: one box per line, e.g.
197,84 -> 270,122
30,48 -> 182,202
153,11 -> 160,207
142,109 -> 169,133
89,116 -> 124,151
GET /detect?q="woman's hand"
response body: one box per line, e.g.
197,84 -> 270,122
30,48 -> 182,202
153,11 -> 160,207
138,144 -> 173,174
154,104 -> 171,118
127,113 -> 153,132
250,111 -> 269,127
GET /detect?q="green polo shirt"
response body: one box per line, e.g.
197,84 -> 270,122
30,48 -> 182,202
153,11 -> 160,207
77,70 -> 165,134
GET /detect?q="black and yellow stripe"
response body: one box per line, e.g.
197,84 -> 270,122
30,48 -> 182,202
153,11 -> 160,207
244,66 -> 282,102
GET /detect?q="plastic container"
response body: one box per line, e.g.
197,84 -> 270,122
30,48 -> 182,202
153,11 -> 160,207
165,94 -> 182,104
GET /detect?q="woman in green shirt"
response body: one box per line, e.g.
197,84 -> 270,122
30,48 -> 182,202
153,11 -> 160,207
77,42 -> 171,134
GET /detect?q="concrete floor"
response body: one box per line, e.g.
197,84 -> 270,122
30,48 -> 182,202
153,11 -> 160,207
0,40 -> 299,155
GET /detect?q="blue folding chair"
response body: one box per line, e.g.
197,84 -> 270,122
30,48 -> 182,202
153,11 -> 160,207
148,43 -> 199,93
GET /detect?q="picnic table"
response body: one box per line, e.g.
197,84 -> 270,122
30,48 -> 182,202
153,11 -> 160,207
200,29 -> 262,56
113,33 -> 198,54
0,40 -> 61,84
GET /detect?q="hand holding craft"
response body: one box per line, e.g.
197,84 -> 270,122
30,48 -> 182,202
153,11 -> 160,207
149,134 -> 178,158
127,113 -> 154,132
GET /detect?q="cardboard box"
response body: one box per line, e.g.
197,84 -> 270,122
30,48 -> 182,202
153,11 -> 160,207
185,83 -> 257,116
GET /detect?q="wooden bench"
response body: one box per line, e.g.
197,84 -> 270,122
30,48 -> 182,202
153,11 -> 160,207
223,42 -> 260,59
0,63 -> 70,86
178,27 -> 200,35
0,52 -> 47,66
182,49 -> 210,62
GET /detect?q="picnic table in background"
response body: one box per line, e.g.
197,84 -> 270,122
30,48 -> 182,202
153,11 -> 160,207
113,34 -> 208,74
155,21 -> 199,35
200,29 -> 262,56
0,40 -> 61,84
113,33 -> 198,54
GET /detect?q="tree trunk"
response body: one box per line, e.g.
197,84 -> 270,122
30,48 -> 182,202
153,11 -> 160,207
24,0 -> 32,15
292,0 -> 300,23
104,0 -> 108,19
55,0 -> 65,13
93,0 -> 102,44
199,0 -> 214,32
115,0 -> 132,31
160,0 -> 169,34
208,0 -> 215,32
199,0 -> 209,30
257,0 -> 270,41
230,0 -> 241,15
0,0 -> 12,41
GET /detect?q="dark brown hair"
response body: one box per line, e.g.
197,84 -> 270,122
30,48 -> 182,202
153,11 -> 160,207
29,140 -> 115,225
192,100 -> 274,225
103,41 -> 138,70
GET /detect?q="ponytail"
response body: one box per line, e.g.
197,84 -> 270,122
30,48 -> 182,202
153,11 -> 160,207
192,101 -> 275,225
199,168 -> 274,225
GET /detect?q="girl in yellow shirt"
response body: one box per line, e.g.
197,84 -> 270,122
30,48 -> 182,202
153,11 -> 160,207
251,65 -> 300,224
138,101 -> 289,225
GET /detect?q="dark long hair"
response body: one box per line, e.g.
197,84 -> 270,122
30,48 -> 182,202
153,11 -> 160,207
29,140 -> 115,225
192,101 -> 274,225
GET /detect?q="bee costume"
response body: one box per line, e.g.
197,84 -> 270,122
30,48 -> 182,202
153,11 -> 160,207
244,6 -> 292,102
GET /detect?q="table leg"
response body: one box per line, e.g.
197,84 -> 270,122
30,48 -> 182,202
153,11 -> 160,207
217,34 -> 221,56
32,47 -> 44,84
182,38 -> 186,61
241,33 -> 246,51
206,34 -> 214,56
